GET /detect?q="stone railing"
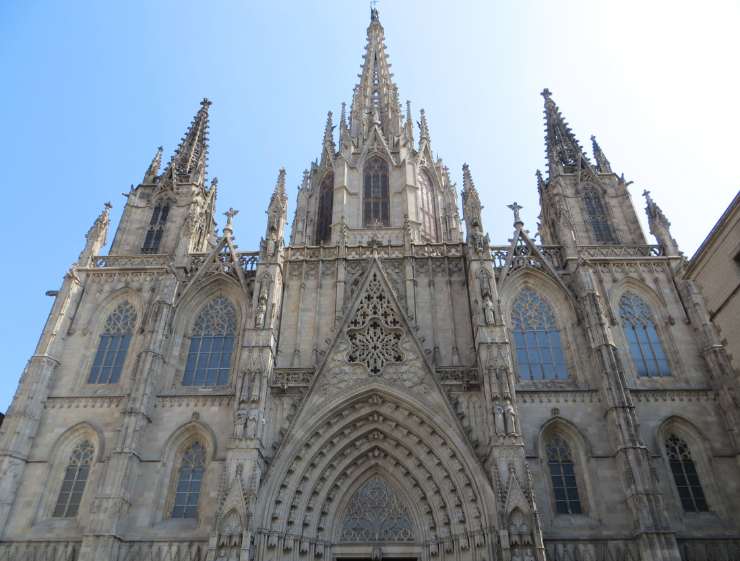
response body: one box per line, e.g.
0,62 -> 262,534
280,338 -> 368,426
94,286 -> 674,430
676,538 -> 740,561
92,254 -> 170,268
0,541 -> 81,561
114,541 -> 208,561
577,244 -> 663,259
187,250 -> 259,276
286,242 -> 465,261
490,245 -> 564,271
271,368 -> 315,390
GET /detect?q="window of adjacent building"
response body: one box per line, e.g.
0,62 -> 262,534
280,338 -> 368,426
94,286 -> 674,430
88,301 -> 136,384
363,157 -> 390,227
142,202 -> 170,253
511,288 -> 569,380
171,442 -> 206,519
582,186 -> 616,243
418,170 -> 438,242
665,434 -> 708,512
618,292 -> 670,377
53,440 -> 94,518
182,296 -> 237,386
316,173 -> 334,244
545,435 -> 583,514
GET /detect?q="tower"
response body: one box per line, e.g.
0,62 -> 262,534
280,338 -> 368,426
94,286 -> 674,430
0,8 -> 738,561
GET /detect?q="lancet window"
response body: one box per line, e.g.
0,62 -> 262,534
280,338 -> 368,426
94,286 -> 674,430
582,186 -> 615,243
316,173 -> 334,244
665,434 -> 708,512
340,476 -> 415,542
545,435 -> 582,514
418,170 -> 438,241
171,442 -> 206,519
53,440 -> 94,518
618,292 -> 670,377
88,301 -> 136,384
182,297 -> 237,386
511,288 -> 568,380
142,202 -> 170,253
363,157 -> 390,227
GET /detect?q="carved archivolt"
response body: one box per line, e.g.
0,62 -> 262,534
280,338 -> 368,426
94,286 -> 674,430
258,392 -> 490,548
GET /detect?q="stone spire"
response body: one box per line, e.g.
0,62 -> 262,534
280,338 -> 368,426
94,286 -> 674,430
143,146 -> 163,184
462,163 -> 487,240
349,8 -> 402,140
404,100 -> 414,144
167,98 -> 211,184
77,202 -> 112,266
541,88 -> 588,178
644,190 -> 680,256
263,168 -> 289,259
418,108 -> 431,145
320,111 -> 336,166
591,134 -> 612,174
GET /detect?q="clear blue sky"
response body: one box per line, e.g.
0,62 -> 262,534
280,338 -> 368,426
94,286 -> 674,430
1,1 -> 738,411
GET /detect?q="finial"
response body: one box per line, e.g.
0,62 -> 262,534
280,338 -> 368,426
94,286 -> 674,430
406,100 -> 412,122
200,97 -> 212,108
104,201 -> 112,210
507,202 -> 524,225
370,0 -> 379,20
418,108 -> 430,142
224,208 -> 239,233
541,88 -> 552,100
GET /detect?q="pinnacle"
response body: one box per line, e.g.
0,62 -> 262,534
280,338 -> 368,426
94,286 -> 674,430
419,108 -> 431,143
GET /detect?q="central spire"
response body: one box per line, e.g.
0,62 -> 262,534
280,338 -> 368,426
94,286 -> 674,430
349,9 -> 402,140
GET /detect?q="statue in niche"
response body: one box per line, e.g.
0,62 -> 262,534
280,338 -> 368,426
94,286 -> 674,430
234,408 -> 249,440
255,293 -> 267,328
483,293 -> 496,325
494,404 -> 505,435
245,409 -> 260,440
504,400 -> 517,435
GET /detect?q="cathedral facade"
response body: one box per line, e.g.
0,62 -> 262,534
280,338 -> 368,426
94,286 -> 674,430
1,10 -> 739,561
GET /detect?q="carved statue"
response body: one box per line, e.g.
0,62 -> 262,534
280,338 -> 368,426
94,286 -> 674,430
234,408 -> 248,440
255,293 -> 267,328
494,404 -> 505,436
483,293 -> 496,325
504,400 -> 517,436
245,409 -> 260,440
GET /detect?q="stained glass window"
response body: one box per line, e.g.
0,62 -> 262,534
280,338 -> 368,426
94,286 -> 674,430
340,476 -> 415,542
546,435 -> 582,515
665,434 -> 708,512
182,297 -> 236,386
619,292 -> 670,377
171,442 -> 206,519
53,440 -> 94,518
88,301 -> 136,384
511,288 -> 568,380
316,173 -> 334,244
583,186 -> 616,243
142,202 -> 170,253
364,157 -> 389,227
418,171 -> 438,242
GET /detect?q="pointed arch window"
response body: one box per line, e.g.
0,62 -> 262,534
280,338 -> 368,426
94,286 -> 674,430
618,292 -> 670,377
171,442 -> 206,519
53,440 -> 94,518
511,288 -> 568,380
583,186 -> 615,243
183,297 -> 237,386
665,434 -> 708,512
546,435 -> 582,514
316,173 -> 334,244
340,476 -> 415,542
363,157 -> 390,227
88,301 -> 136,384
142,202 -> 170,253
418,170 -> 438,242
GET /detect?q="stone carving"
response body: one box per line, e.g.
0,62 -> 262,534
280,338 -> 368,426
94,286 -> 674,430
340,476 -> 415,542
483,293 -> 496,325
504,400 -> 518,436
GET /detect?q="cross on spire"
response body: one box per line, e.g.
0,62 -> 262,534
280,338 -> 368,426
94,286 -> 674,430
224,207 -> 239,232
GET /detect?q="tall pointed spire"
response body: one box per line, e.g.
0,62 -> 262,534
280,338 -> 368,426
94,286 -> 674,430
349,8 -> 402,139
591,135 -> 612,174
541,88 -> 588,178
644,190 -> 680,256
320,111 -> 336,165
169,98 -> 211,184
461,163 -> 482,227
263,168 -> 289,259
143,146 -> 163,184
78,202 -> 112,265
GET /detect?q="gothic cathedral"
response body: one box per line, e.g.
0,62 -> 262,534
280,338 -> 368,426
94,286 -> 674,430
1,9 -> 738,561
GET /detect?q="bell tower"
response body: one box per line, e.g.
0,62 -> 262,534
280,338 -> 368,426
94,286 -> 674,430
289,8 -> 462,247
537,89 -> 645,254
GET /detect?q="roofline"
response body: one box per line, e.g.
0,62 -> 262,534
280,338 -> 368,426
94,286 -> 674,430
685,189 -> 740,275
